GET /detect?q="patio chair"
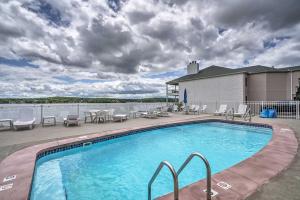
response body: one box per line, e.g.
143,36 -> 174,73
13,108 -> 36,130
143,111 -> 159,119
214,104 -> 228,115
106,109 -> 115,121
113,114 -> 128,122
64,115 -> 80,127
156,107 -> 170,117
234,104 -> 248,117
84,111 -> 96,123
200,105 -> 207,113
173,104 -> 178,112
189,105 -> 200,114
188,105 -> 196,112
95,111 -> 106,123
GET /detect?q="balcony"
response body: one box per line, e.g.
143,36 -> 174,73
168,90 -> 179,96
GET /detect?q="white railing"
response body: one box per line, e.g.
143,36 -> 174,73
175,101 -> 300,119
1,101 -> 299,123
0,102 -> 167,123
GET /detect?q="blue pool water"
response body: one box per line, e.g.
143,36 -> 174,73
30,122 -> 272,200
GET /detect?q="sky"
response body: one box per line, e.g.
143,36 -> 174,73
0,0 -> 300,98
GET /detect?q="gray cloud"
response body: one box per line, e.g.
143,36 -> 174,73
80,16 -> 132,55
0,22 -> 23,41
127,10 -> 155,24
213,0 -> 300,31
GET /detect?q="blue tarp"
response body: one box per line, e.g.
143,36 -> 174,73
260,109 -> 277,118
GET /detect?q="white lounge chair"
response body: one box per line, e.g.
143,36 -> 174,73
190,105 -> 200,114
188,105 -> 196,112
113,114 -> 128,122
234,104 -> 248,117
143,111 -> 159,119
214,104 -> 228,115
156,107 -> 170,117
64,115 -> 80,127
13,108 -> 36,130
173,104 -> 178,112
200,105 -> 207,113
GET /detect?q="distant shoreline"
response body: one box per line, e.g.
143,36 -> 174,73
0,97 -> 175,104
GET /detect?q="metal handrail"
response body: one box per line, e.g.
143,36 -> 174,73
243,108 -> 252,122
148,161 -> 179,200
225,108 -> 234,120
177,152 -> 212,200
63,185 -> 68,200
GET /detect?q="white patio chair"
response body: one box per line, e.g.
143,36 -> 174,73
234,104 -> 248,117
200,105 -> 207,113
13,108 -> 36,130
64,115 -> 80,127
113,114 -> 128,122
107,109 -> 115,121
84,111 -> 96,123
156,107 -> 170,117
214,104 -> 228,115
96,111 -> 107,123
188,105 -> 194,112
190,105 -> 200,114
144,110 -> 159,119
173,104 -> 178,112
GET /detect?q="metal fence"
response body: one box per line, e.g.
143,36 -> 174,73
1,101 -> 299,124
179,100 -> 300,119
0,102 -> 167,123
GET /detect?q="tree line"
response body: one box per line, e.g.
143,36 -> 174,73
0,97 -> 175,104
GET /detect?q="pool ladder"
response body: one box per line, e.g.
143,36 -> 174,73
225,107 -> 252,122
148,152 -> 212,200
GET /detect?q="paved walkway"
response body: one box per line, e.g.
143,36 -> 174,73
0,114 -> 299,200
0,114 -> 208,162
246,118 -> 300,200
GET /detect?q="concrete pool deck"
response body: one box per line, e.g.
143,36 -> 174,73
0,114 -> 299,200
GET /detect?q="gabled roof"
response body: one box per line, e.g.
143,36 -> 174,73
167,65 -> 300,85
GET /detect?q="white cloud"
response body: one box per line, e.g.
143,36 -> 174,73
0,0 -> 300,97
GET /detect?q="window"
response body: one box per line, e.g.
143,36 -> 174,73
245,77 -> 248,87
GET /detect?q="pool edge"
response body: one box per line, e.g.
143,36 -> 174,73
158,122 -> 298,200
0,118 -> 297,200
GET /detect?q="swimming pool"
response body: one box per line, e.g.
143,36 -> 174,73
30,122 -> 272,200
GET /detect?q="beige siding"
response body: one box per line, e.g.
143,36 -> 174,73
247,73 -> 267,101
178,74 -> 245,104
266,73 -> 288,100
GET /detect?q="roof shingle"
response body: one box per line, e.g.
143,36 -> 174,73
167,65 -> 300,85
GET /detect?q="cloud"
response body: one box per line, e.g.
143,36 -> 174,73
0,0 -> 300,97
211,0 -> 300,31
127,10 -> 155,25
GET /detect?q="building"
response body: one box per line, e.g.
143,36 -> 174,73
166,62 -> 300,104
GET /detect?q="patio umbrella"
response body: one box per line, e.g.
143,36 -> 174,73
183,88 -> 187,105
